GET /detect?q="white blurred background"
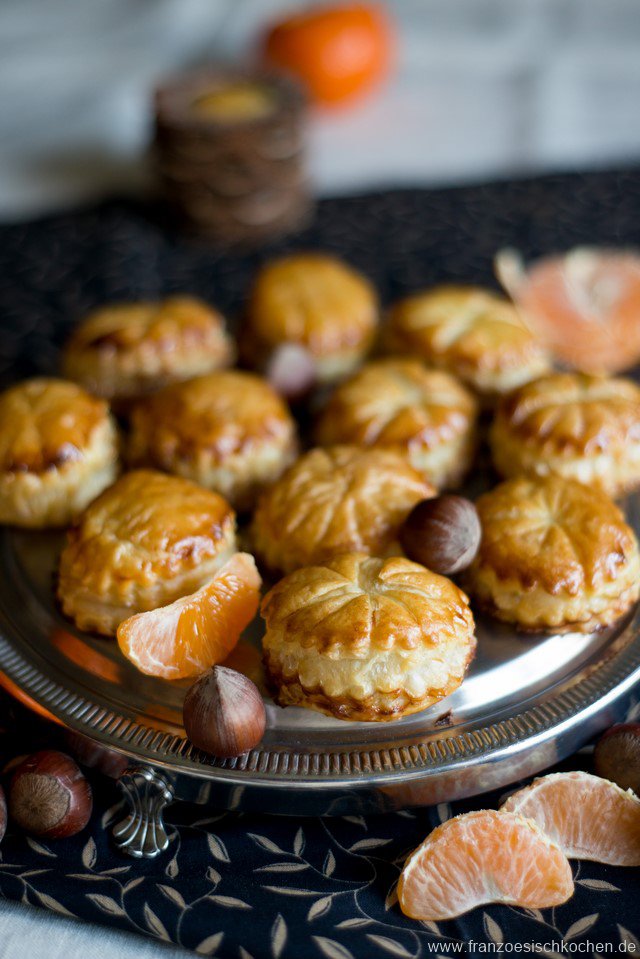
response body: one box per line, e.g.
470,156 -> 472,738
1,0 -> 640,220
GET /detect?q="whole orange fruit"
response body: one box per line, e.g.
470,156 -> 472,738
262,3 -> 394,106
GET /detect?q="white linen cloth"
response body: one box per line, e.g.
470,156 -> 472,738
0,1 -> 639,957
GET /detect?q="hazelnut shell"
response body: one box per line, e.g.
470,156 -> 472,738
9,750 -> 92,839
184,665 -> 266,758
400,494 -> 481,576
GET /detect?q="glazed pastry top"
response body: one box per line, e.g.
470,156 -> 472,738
316,359 -> 477,450
0,378 -> 112,473
129,370 -> 296,464
247,253 -> 378,355
493,372 -> 640,455
472,475 -> 638,596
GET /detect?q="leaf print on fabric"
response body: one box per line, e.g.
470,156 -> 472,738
81,837 -> 97,870
348,838 -> 392,853
313,937 -> 356,959
165,856 -> 179,878
207,834 -> 230,863
25,838 -> 55,857
123,877 -> 145,893
271,913 -> 287,959
484,914 -> 504,944
619,927 -> 640,951
144,902 -> 170,940
308,896 -> 333,920
342,816 -> 367,829
564,915 -> 599,940
323,850 -> 336,876
208,895 -> 252,909
294,827 -> 306,856
207,866 -> 221,886
67,873 -> 107,881
365,935 -> 415,958
158,884 -> 187,909
262,885 -> 322,897
86,894 -> 126,916
255,862 -> 310,873
192,815 -> 227,828
36,891 -> 75,917
384,884 -> 398,911
576,879 -> 620,892
336,919 -> 374,930
248,834 -> 286,854
195,932 -> 225,956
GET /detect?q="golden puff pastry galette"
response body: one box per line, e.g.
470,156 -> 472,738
316,359 -> 478,488
242,253 -> 378,383
261,552 -> 477,721
251,445 -> 434,576
128,371 -> 298,511
466,475 -> 640,633
490,372 -> 640,498
0,378 -> 119,528
63,296 -> 234,406
58,469 -> 237,636
386,285 -> 549,399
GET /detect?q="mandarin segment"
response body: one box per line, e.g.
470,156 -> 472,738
500,771 -> 640,866
502,248 -> 640,374
398,809 -> 574,921
117,553 -> 261,680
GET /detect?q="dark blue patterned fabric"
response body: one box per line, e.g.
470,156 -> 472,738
1,173 -> 640,955
0,691 -> 639,956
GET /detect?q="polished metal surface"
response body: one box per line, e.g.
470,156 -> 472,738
0,496 -> 639,816
113,767 -> 174,858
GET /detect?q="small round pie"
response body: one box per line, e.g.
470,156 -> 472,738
58,469 -> 237,636
490,372 -> 640,498
251,445 -> 433,575
128,371 -> 298,511
261,552 -> 477,721
316,359 -> 478,488
63,296 -> 234,406
386,285 -> 550,398
0,378 -> 119,528
242,253 -> 378,383
466,475 -> 640,633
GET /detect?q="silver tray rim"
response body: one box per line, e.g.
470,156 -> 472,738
1,599 -> 639,790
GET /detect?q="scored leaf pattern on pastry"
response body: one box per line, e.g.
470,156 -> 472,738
252,446 -> 433,574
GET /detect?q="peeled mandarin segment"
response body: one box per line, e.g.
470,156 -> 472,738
500,770 -> 640,866
398,809 -> 573,921
117,553 -> 261,680
509,249 -> 640,374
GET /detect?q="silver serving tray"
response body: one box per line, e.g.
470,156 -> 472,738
1,494 -> 639,857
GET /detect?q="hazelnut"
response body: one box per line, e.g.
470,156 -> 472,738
400,494 -> 481,576
594,723 -> 640,794
183,665 -> 266,758
9,750 -> 92,839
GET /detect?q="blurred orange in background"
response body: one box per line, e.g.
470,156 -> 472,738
262,2 -> 394,107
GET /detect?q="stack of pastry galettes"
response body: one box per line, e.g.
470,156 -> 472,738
1,254 -> 640,725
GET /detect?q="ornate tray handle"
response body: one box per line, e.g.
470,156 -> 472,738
113,766 -> 174,858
